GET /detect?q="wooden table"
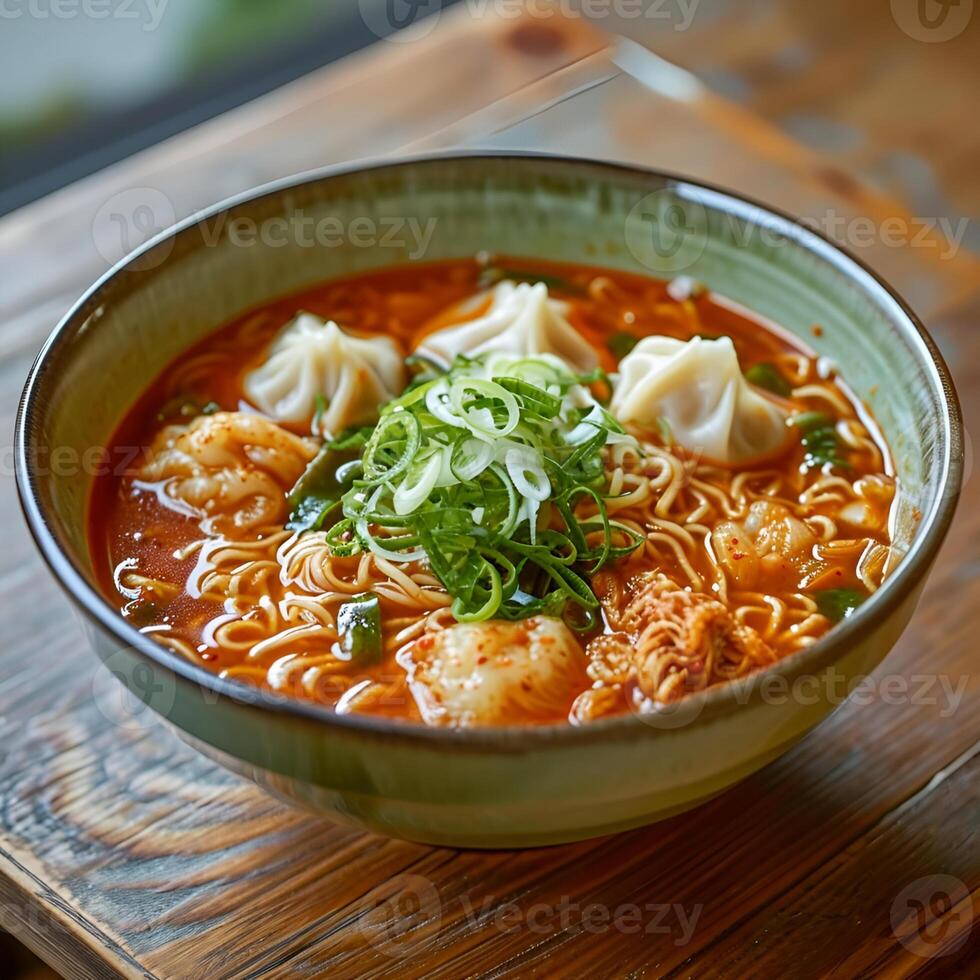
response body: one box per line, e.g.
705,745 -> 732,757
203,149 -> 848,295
0,6 -> 977,977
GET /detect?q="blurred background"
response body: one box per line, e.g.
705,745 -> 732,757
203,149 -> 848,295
2,0 -> 977,240
0,0 -> 427,214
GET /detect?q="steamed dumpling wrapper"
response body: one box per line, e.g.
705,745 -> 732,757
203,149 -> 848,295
417,280 -> 598,373
611,335 -> 789,465
244,313 -> 406,435
398,617 -> 589,726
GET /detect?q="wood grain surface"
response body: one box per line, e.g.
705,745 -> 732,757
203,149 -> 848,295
0,3 -> 977,977
606,0 -> 980,243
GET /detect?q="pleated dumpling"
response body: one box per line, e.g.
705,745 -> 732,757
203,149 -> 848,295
610,335 -> 789,465
244,313 -> 406,435
417,281 -> 598,373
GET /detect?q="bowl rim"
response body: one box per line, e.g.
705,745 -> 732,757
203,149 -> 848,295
14,149 -> 964,750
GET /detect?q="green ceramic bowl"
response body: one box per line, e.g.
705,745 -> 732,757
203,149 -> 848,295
16,153 -> 962,847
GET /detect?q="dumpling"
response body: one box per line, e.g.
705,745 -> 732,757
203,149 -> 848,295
398,617 -> 589,726
138,411 -> 315,535
711,501 -> 836,592
610,336 -> 789,464
417,281 -> 598,373
243,313 -> 406,435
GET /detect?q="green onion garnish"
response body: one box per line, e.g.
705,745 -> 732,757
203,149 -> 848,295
744,362 -> 792,397
311,393 -> 329,431
815,588 -> 864,622
299,353 -> 643,625
286,428 -> 371,532
792,411 -> 849,470
336,593 -> 382,664
608,331 -> 639,360
477,265 -> 581,294
123,598 -> 161,626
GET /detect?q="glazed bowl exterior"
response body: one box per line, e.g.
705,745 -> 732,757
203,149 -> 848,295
16,153 -> 962,847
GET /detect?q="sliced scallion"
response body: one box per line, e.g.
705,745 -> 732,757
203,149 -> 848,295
336,593 -> 382,664
302,353 -> 643,624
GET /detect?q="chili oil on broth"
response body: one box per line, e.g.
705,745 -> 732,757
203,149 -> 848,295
90,257 -> 896,728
